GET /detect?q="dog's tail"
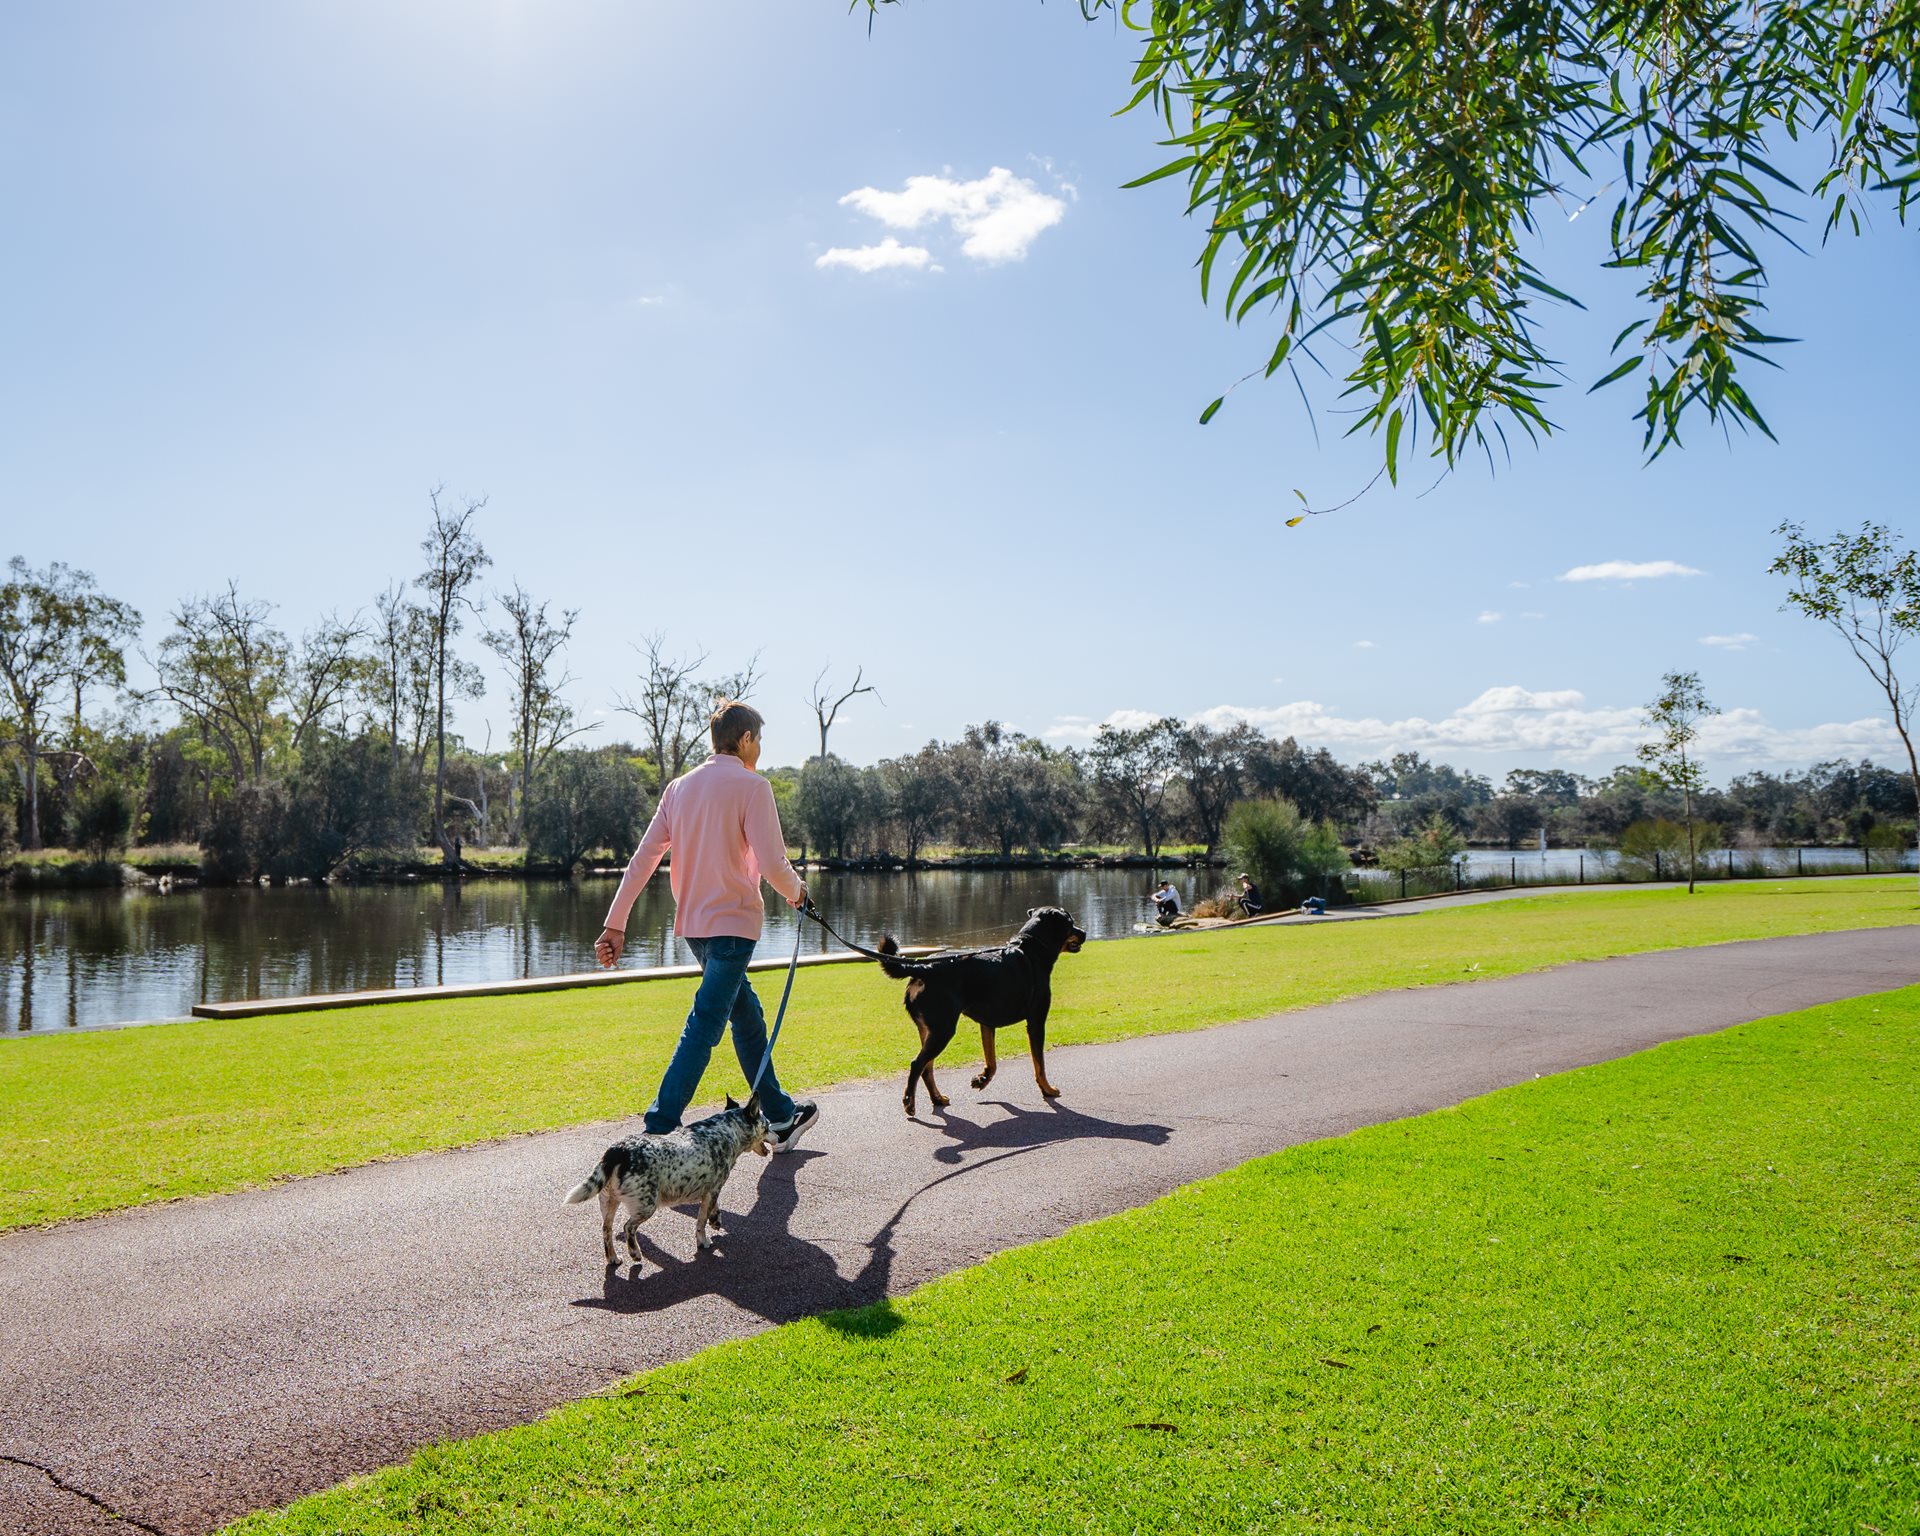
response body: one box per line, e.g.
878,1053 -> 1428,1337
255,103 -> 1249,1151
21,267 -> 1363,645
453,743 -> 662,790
876,934 -> 925,980
563,1145 -> 625,1205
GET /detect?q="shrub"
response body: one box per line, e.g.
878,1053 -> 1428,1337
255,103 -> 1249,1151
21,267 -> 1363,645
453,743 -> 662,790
1377,812 -> 1467,873
72,782 -> 136,859
277,736 -> 425,882
1619,817 -> 1722,879
201,781 -> 292,883
526,751 -> 645,871
1224,797 -> 1350,907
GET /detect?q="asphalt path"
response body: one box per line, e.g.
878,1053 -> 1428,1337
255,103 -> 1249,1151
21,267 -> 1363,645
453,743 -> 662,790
4,927 -> 1916,1535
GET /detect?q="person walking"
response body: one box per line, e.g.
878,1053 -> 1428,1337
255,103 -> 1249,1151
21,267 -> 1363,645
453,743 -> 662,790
594,700 -> 819,1152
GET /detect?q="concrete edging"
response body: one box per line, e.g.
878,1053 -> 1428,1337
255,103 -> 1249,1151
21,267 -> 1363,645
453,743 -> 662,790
187,945 -> 941,1021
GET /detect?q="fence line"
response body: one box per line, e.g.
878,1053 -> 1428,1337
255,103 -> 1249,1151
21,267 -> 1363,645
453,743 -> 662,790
1343,846 -> 1919,903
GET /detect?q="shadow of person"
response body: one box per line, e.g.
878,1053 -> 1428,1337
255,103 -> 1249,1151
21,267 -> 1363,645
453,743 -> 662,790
572,1150 -> 893,1328
920,1098 -> 1173,1166
571,1103 -> 1174,1337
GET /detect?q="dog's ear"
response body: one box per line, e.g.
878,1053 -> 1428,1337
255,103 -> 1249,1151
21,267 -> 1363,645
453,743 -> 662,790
744,1090 -> 761,1118
725,1093 -> 738,1111
1028,907 -> 1037,918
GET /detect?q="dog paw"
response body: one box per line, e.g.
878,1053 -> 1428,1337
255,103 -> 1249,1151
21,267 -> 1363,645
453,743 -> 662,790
1040,1085 -> 1063,1099
969,1073 -> 990,1090
697,1234 -> 716,1251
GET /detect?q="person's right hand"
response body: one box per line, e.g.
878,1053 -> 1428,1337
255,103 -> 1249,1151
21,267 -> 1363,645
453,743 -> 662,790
789,882 -> 810,911
594,927 -> 625,969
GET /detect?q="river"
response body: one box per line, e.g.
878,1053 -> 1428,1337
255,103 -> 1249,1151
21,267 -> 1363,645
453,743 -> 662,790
2,849 -> 1904,1033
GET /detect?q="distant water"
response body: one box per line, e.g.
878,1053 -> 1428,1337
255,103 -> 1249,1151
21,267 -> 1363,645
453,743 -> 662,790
1,851 -> 1902,1033
0,866 -> 1227,1033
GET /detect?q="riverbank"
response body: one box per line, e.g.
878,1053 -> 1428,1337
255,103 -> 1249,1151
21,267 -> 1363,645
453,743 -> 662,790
3,879 -> 1915,1230
0,843 -> 1228,890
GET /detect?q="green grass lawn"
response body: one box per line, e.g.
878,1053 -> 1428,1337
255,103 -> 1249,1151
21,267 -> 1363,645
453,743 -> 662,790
228,984 -> 1920,1536
2,879 -> 1915,1231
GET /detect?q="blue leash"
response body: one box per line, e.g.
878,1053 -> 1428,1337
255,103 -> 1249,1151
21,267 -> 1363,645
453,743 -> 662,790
746,906 -> 808,1098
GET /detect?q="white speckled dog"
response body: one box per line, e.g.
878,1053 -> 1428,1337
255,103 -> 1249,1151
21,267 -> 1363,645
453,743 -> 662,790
564,1094 -> 770,1265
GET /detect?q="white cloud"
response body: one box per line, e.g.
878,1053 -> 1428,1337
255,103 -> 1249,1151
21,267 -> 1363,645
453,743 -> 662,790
1519,611 -> 1546,620
1354,640 -> 1375,650
634,294 -> 670,307
1558,560 -> 1705,582
1477,611 -> 1502,624
1043,689 -> 1901,768
837,167 -> 1067,263
1459,686 -> 1588,715
1509,581 -> 1532,590
814,237 -> 935,274
1701,633 -> 1761,651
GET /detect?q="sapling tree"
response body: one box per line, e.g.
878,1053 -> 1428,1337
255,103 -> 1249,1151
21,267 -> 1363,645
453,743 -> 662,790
1637,671 -> 1718,893
1771,521 -> 1920,890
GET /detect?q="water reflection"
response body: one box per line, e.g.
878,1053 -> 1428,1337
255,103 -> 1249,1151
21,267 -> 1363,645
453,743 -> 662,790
0,867 -> 1223,1033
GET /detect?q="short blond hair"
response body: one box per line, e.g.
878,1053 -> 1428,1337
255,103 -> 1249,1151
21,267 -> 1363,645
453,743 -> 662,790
709,700 -> 764,755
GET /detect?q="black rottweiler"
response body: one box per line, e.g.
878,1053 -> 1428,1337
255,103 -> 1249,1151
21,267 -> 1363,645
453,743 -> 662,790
875,906 -> 1087,1116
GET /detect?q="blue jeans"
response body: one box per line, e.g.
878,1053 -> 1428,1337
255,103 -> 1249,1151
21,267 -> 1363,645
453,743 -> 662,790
643,935 -> 797,1133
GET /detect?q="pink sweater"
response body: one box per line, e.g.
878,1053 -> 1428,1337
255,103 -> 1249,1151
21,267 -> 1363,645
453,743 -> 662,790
602,752 -> 804,941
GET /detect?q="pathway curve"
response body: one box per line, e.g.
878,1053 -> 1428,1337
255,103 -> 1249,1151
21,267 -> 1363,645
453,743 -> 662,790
3,928 -> 1916,1534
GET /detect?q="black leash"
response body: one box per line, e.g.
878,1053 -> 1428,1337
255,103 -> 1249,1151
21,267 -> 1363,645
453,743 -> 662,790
799,898 -> 991,964
799,898 -> 913,963
748,900 -> 966,1096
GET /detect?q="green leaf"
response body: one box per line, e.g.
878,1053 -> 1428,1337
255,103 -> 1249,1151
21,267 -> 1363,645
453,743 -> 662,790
1199,397 -> 1224,425
1588,356 -> 1645,392
1120,156 -> 1198,191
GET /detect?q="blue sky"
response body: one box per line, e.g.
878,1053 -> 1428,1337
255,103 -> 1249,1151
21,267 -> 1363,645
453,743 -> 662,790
3,0 -> 1914,780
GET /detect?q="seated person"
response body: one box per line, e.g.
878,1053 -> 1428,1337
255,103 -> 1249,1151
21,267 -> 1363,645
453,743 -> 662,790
1236,873 -> 1263,917
1151,878 -> 1181,926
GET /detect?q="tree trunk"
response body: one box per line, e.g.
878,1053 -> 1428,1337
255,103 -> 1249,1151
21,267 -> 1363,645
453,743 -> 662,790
20,741 -> 41,851
432,651 -> 452,861
1903,732 -> 1920,896
1683,782 -> 1696,894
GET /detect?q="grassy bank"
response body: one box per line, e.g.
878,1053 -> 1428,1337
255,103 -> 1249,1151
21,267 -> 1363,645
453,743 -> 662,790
1,879 -> 1915,1231
231,985 -> 1920,1535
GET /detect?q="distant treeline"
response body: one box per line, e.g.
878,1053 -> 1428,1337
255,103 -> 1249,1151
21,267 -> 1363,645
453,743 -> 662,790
3,509 -> 1915,885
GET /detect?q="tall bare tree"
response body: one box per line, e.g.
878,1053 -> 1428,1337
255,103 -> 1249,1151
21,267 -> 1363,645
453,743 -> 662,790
1773,521 -> 1920,891
808,663 -> 879,762
482,583 -> 593,844
0,558 -> 140,849
615,634 -> 763,786
416,490 -> 491,859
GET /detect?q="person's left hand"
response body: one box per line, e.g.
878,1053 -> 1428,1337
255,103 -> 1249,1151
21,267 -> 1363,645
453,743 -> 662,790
594,927 -> 625,968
